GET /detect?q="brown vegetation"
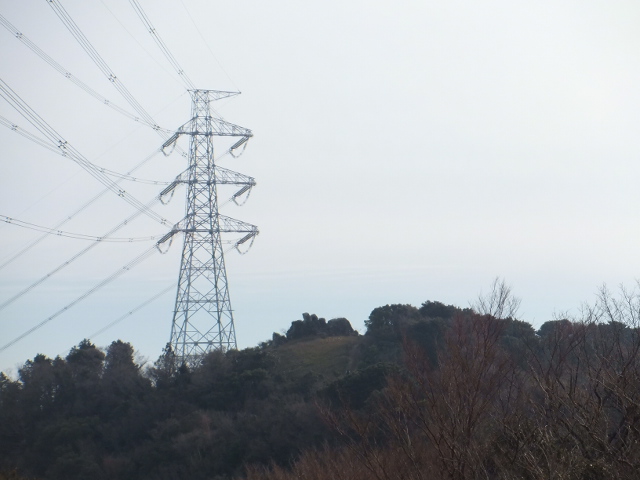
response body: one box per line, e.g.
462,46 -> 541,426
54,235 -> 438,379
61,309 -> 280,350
3,283 -> 640,480
244,284 -> 640,480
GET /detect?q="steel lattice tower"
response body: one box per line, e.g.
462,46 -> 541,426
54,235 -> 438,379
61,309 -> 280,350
166,89 -> 257,366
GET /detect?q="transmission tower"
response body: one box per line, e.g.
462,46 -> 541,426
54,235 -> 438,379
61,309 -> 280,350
163,89 -> 257,366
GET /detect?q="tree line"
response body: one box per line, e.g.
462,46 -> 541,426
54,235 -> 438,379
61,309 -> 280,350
1,281 -> 640,479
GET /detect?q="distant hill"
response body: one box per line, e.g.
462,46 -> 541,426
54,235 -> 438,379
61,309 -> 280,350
2,293 -> 640,480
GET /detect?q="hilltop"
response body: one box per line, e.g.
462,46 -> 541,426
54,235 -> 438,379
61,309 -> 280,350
1,285 -> 640,480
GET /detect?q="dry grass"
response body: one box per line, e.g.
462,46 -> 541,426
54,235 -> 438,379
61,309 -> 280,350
270,336 -> 362,380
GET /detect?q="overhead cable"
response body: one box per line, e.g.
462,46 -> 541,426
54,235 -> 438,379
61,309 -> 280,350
0,114 -> 59,153
0,147 -> 164,272
0,13 -> 171,133
87,282 -> 176,340
0,194 -> 167,313
0,215 -> 163,243
177,0 -> 239,92
0,115 -> 170,185
47,0 -> 165,133
46,0 -> 193,163
98,0 -> 185,89
0,78 -> 169,226
0,244 -> 158,353
129,0 -> 196,90
0,147 -> 259,312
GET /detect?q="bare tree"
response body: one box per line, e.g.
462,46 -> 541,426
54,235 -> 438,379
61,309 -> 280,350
473,277 -> 521,320
503,284 -> 640,480
240,283 -> 640,480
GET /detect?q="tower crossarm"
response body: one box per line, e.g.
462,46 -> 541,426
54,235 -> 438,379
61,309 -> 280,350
157,215 -> 257,245
210,117 -> 252,137
159,167 -> 255,206
176,116 -> 252,138
217,215 -> 258,234
162,119 -> 252,156
206,90 -> 241,101
160,166 -> 254,197
213,166 -> 255,186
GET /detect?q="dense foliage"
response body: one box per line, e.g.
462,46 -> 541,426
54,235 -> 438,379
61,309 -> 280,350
0,334 -> 333,480
2,286 -> 640,480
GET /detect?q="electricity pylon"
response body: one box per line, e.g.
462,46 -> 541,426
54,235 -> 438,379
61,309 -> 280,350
160,89 -> 257,366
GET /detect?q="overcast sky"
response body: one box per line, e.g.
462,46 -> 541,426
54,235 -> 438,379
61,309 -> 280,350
1,0 -> 640,374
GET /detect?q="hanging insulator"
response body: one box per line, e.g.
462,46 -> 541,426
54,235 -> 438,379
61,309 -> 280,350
236,232 -> 253,245
229,135 -> 250,158
161,132 -> 180,156
235,232 -> 257,255
155,230 -> 177,254
159,180 -> 180,205
232,185 -> 252,206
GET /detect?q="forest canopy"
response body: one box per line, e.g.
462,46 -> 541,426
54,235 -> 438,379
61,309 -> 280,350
1,282 -> 640,480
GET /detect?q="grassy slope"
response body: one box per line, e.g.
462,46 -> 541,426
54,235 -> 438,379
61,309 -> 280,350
269,336 -> 363,381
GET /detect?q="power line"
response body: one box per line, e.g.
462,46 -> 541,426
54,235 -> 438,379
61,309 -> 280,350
0,214 -> 163,243
0,148 -> 247,280
0,244 -> 159,354
0,193 -> 169,313
0,161 -> 252,313
47,0 -> 164,133
0,13 -> 171,133
0,3 -> 257,362
0,84 -> 189,270
46,0 -> 195,165
0,114 -> 59,153
178,0 -> 239,92
129,0 -> 196,91
87,282 -> 176,341
98,0 -> 184,90
0,146 -> 165,272
0,115 -> 171,185
0,78 -> 169,226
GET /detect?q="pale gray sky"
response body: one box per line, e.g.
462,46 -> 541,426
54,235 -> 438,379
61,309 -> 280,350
1,0 -> 640,373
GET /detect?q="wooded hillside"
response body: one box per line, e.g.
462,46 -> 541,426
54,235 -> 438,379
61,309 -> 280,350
1,283 -> 640,480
